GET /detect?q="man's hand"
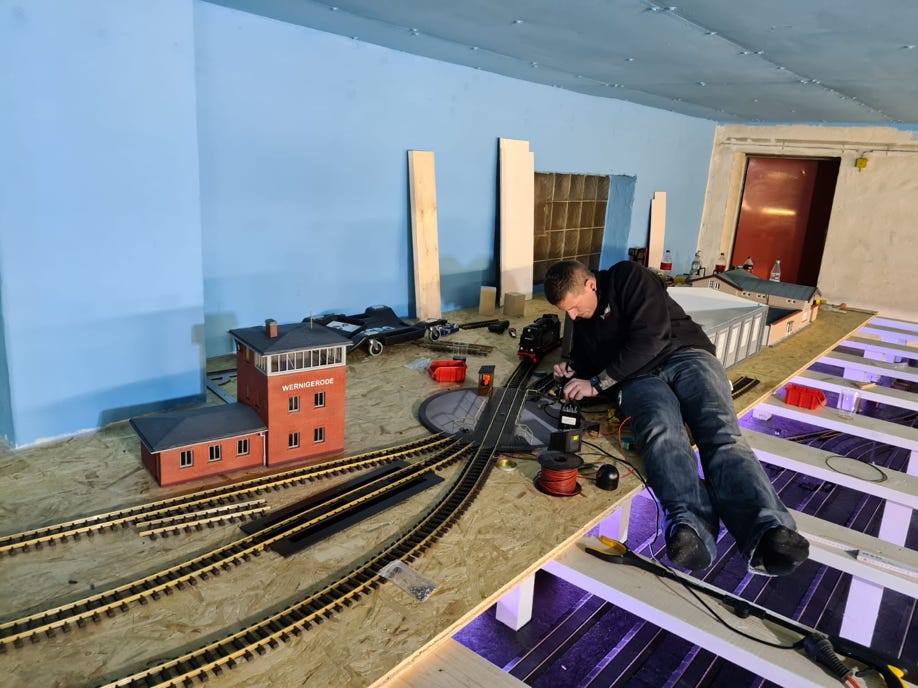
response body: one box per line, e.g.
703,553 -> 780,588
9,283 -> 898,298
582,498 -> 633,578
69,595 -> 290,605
553,362 -> 575,382
562,378 -> 598,402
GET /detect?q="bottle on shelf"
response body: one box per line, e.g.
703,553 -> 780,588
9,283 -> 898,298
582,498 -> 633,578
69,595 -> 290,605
690,250 -> 702,276
660,249 -> 673,272
770,259 -> 781,282
742,256 -> 754,271
715,252 -> 726,274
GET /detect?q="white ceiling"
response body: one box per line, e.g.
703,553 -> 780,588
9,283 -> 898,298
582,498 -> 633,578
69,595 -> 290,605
207,0 -> 918,124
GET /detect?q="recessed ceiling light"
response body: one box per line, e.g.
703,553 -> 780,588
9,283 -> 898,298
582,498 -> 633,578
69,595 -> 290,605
698,81 -> 707,86
512,19 -> 524,24
410,28 -> 419,35
739,50 -> 750,55
471,46 -> 479,51
903,45 -> 916,49
625,57 -> 635,62
530,61 -> 539,68
329,5 -> 339,10
706,31 -> 718,36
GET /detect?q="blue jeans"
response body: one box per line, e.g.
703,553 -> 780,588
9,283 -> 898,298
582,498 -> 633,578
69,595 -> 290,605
616,348 -> 795,566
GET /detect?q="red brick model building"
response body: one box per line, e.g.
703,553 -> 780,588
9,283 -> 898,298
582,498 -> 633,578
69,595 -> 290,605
230,318 -> 348,467
131,318 -> 349,486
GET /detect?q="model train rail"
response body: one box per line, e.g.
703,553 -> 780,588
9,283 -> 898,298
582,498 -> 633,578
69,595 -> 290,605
0,438 -> 473,650
0,434 -> 450,556
100,361 -> 536,688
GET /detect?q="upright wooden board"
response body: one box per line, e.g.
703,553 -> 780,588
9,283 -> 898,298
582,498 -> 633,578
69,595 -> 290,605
409,150 -> 442,320
647,191 -> 666,269
499,138 -> 535,305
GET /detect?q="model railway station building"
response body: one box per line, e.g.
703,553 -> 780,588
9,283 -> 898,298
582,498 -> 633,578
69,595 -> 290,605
131,319 -> 349,486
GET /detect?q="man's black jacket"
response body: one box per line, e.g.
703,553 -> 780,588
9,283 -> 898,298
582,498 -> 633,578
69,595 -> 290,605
569,260 -> 715,388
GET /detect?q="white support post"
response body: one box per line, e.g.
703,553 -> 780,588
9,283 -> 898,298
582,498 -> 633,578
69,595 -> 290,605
495,575 -> 535,631
596,501 -> 632,543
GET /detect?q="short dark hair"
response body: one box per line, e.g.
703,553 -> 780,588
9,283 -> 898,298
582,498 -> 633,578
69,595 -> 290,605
543,260 -> 593,305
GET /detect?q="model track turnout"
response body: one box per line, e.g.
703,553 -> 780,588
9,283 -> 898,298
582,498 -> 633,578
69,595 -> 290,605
97,360 -> 537,687
0,437 -> 470,650
0,434 -> 449,556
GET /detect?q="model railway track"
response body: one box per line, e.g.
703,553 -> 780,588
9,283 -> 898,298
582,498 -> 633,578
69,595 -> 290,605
0,434 -> 449,556
0,438 -> 473,649
420,340 -> 495,356
730,375 -> 759,398
100,361 -> 536,688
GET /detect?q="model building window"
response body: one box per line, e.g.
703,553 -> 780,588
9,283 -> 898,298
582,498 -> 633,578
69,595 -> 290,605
314,427 -> 325,444
209,445 -> 222,462
314,391 -> 326,408
180,450 -> 193,468
786,321 -> 795,334
237,438 -> 250,456
264,346 -> 345,375
289,432 -> 300,449
289,395 -> 300,412
533,172 -> 609,285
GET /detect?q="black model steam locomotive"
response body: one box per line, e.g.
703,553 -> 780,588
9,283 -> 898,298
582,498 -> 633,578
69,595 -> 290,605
518,313 -> 561,363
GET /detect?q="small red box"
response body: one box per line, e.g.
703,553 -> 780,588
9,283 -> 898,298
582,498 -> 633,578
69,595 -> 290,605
429,359 -> 467,383
784,383 -> 826,410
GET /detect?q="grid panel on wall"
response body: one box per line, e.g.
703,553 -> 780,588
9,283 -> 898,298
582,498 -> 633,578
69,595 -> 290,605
534,173 -> 609,284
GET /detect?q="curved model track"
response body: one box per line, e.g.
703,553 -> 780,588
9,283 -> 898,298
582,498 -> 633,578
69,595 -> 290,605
99,360 -> 536,687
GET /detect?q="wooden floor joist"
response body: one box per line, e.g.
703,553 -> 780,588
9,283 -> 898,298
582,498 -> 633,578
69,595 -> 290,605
789,370 -> 918,413
858,322 -> 918,344
867,316 -> 918,333
790,510 -> 918,598
544,539 -> 850,688
756,396 -> 918,453
819,351 -> 918,384
743,429 -> 918,509
841,336 -> 918,362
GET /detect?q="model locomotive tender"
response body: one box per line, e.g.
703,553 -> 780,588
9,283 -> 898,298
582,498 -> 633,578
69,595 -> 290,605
518,313 -> 561,363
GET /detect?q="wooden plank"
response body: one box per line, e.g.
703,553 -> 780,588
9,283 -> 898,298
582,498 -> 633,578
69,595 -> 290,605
544,539 -> 848,688
755,396 -> 918,452
498,138 -> 534,305
409,150 -> 442,320
841,335 -> 918,361
869,316 -> 918,333
790,370 -> 918,412
790,510 -> 918,598
647,191 -> 666,269
743,429 -> 918,508
387,639 -> 527,688
859,322 -> 918,344
818,351 -> 918,384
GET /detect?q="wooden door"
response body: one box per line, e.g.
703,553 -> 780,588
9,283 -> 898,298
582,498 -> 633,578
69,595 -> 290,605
732,157 -> 839,285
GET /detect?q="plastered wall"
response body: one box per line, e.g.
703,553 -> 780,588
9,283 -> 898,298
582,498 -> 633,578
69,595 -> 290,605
698,125 -> 918,320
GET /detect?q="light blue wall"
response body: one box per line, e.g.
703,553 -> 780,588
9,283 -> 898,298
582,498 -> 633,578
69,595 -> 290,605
0,0 -> 716,446
194,3 -> 716,355
0,0 -> 205,446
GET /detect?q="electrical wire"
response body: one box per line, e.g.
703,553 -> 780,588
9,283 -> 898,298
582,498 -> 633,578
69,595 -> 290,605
824,454 -> 888,482
535,466 -> 581,496
578,440 -> 828,658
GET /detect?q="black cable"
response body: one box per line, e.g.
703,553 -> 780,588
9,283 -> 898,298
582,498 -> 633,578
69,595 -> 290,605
579,440 -> 806,654
824,454 -> 888,482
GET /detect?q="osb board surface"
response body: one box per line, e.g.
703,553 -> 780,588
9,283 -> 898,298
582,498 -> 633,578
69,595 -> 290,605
0,299 -> 870,687
0,298 -> 635,688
